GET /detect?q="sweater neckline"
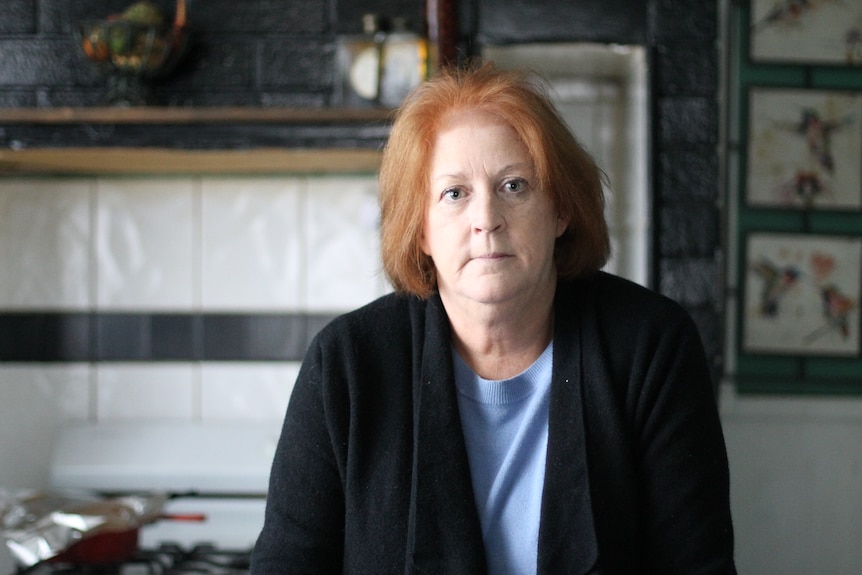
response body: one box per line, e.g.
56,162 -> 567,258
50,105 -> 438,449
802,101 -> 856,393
452,341 -> 553,405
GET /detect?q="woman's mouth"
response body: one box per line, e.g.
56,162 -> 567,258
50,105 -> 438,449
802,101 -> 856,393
473,252 -> 509,261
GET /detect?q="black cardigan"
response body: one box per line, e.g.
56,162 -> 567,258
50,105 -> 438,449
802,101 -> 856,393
251,272 -> 736,574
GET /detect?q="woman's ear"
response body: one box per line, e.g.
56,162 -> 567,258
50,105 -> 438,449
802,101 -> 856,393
556,214 -> 569,238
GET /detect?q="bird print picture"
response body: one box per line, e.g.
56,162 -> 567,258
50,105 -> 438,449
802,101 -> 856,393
747,88 -> 861,210
750,0 -> 862,65
744,233 -> 861,356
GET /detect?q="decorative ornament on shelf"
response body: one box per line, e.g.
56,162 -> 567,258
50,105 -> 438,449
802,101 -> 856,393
75,0 -> 189,106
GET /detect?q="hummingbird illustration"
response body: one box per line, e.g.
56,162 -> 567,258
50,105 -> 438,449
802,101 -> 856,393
791,107 -> 853,174
752,258 -> 801,317
751,0 -> 836,32
805,284 -> 856,342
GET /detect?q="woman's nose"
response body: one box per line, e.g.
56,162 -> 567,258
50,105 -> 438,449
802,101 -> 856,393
471,191 -> 504,233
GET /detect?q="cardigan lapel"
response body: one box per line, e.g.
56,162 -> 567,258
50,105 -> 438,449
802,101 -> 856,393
406,295 -> 487,574
404,285 -> 600,574
536,281 -> 600,574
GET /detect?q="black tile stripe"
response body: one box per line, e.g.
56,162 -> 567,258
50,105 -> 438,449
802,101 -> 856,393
202,314 -> 306,361
0,312 -> 90,362
0,312 -> 336,362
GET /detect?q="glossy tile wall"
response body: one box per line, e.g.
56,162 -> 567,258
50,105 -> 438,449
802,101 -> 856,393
0,0 -> 724,381
0,174 -> 387,488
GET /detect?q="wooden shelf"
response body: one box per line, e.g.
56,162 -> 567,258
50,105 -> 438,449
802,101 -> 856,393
0,147 -> 382,175
0,107 -> 391,174
0,106 -> 395,125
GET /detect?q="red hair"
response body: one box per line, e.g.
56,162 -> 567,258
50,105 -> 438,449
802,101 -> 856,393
379,61 -> 610,298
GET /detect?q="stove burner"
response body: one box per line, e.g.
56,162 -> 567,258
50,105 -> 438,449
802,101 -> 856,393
129,544 -> 251,575
21,544 -> 251,575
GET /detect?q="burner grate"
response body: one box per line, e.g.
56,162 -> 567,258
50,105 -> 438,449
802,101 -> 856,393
128,544 -> 250,575
19,544 -> 251,575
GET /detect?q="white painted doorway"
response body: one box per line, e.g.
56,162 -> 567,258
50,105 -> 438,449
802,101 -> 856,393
483,43 -> 649,286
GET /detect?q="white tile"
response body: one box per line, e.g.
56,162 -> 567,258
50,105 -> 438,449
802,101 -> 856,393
0,364 -> 90,489
95,178 -> 196,310
0,178 -> 91,309
305,176 -> 388,312
200,362 -> 300,421
96,363 -> 196,420
722,408 -> 862,575
201,177 -> 303,310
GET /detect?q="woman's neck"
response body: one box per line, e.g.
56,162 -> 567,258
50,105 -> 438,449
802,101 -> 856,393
442,288 -> 556,381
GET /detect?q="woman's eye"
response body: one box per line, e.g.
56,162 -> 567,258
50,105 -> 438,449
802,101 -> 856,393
442,188 -> 463,200
503,178 -> 527,193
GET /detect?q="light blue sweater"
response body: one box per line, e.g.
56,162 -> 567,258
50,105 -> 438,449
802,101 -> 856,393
453,342 -> 553,575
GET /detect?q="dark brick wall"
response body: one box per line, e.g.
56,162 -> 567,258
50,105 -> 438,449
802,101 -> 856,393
650,0 -> 722,380
0,0 -> 722,378
0,0 -> 434,108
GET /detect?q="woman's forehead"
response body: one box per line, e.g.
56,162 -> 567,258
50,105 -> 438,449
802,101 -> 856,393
437,106 -> 507,130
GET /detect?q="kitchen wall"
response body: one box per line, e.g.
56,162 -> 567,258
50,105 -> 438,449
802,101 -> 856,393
1,0 -> 718,464
0,0 -> 722,369
0,37 -> 646,487
13,2 -> 862,575
0,173 -> 385,488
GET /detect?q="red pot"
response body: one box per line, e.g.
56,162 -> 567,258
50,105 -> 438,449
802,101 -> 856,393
50,527 -> 140,564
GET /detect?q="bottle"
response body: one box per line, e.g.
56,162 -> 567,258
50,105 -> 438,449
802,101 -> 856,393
336,14 -> 428,108
379,18 -> 427,108
335,14 -> 387,107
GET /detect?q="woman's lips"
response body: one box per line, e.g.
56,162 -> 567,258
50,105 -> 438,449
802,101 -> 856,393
473,252 -> 510,261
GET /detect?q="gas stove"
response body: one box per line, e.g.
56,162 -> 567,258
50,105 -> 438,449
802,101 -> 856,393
13,422 -> 282,575
24,543 -> 251,575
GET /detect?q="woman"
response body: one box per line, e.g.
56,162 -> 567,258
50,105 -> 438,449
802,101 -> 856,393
251,62 -> 736,574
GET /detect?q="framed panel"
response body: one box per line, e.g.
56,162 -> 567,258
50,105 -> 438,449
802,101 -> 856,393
750,0 -> 862,65
742,232 -> 862,356
746,88 -> 862,210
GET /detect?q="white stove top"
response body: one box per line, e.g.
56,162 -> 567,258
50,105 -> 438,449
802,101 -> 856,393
140,497 -> 267,551
50,422 -> 281,495
48,422 -> 282,551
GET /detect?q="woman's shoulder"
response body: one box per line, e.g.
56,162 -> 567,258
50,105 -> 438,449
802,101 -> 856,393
559,271 -> 694,329
313,291 -> 424,347
558,272 -> 710,391
559,270 -> 666,302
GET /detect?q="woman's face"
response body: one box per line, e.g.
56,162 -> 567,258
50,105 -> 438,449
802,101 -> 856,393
421,109 -> 567,311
